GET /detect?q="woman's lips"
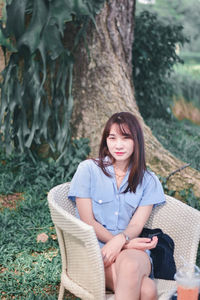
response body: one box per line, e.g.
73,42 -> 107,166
115,152 -> 125,155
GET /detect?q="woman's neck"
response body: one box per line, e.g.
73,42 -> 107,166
113,161 -> 129,173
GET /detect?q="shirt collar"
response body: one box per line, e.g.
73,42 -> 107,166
104,159 -> 131,192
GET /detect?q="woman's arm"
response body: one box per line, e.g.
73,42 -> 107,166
122,205 -> 158,251
76,197 -> 128,267
76,197 -> 113,243
123,204 -> 153,239
101,205 -> 157,265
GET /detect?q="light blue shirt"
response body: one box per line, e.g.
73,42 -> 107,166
68,159 -> 165,247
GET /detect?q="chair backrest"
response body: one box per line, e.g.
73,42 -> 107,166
145,195 -> 200,270
52,182 -> 200,269
48,183 -> 106,300
49,182 -> 76,215
48,182 -> 200,300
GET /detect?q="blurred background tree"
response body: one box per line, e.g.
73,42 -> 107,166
135,0 -> 200,177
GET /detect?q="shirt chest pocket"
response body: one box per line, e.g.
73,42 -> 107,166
123,194 -> 141,218
92,197 -> 113,226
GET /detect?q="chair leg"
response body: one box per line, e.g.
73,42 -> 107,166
58,283 -> 65,300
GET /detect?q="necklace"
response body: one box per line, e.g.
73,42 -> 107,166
113,165 -> 128,179
115,172 -> 126,178
114,167 -> 128,178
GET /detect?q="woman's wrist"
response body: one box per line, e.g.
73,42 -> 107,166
121,232 -> 131,244
117,232 -> 130,245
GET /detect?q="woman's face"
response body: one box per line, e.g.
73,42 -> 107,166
106,123 -> 134,165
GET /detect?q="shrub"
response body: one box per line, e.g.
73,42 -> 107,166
132,10 -> 188,119
0,137 -> 90,196
146,118 -> 200,172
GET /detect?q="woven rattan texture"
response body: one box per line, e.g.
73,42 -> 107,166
146,195 -> 200,269
48,182 -> 200,300
48,184 -> 105,300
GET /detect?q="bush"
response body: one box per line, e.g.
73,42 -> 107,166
0,138 -> 90,196
132,10 -> 188,119
146,118 -> 200,172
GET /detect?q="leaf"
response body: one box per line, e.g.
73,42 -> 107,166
17,0 -> 48,53
51,234 -> 57,240
6,0 -> 27,41
36,233 -> 48,243
0,0 -> 105,161
0,28 -> 16,51
41,23 -> 64,60
49,0 -> 73,36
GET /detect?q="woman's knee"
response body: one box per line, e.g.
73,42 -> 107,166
117,251 -> 141,277
117,249 -> 150,274
140,277 -> 157,300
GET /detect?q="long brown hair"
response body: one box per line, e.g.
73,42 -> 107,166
96,112 -> 147,193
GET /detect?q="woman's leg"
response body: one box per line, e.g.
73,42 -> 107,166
105,249 -> 156,300
140,276 -> 157,300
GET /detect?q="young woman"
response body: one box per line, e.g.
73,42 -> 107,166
68,112 -> 165,300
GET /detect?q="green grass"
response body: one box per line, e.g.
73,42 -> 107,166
0,189 -> 79,299
1,199 -> 59,298
179,52 -> 200,65
0,186 -> 81,299
174,62 -> 200,77
171,63 -> 200,109
0,140 -> 89,299
146,117 -> 200,172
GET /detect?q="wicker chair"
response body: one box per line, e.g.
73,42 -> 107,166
48,182 -> 200,300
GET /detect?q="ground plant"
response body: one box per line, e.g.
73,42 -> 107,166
146,118 -> 200,173
172,64 -> 200,110
0,139 -> 89,299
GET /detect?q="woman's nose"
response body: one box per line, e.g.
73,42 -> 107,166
115,139 -> 123,148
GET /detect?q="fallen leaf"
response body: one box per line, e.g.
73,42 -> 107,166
37,233 -> 49,243
51,234 -> 57,240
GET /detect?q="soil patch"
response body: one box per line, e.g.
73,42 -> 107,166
0,193 -> 24,210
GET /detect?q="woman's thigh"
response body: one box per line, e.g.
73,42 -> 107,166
105,249 -> 151,292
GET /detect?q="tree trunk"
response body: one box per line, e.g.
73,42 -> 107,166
70,0 -> 200,197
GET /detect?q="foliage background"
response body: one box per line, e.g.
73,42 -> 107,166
0,0 -> 200,299
132,10 -> 188,119
0,0 -> 104,160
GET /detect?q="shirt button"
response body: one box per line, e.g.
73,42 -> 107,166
98,200 -> 103,204
114,211 -> 118,215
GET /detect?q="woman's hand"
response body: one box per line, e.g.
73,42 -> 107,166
101,234 -> 125,268
123,236 -> 158,251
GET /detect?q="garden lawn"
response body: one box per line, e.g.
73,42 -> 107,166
0,188 -> 79,299
0,141 -> 90,299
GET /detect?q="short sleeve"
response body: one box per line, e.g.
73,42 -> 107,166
139,172 -> 165,207
68,160 -> 91,202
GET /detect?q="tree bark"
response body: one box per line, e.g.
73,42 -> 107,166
70,0 -> 200,197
